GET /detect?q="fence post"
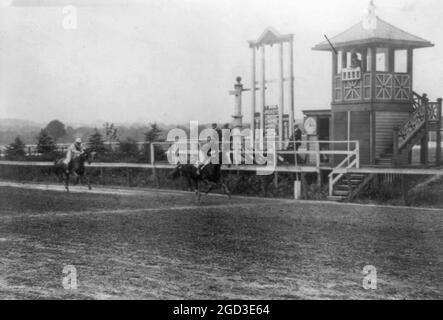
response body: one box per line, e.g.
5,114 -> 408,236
315,141 -> 320,169
150,143 -> 156,182
274,172 -> 278,188
301,172 -> 308,199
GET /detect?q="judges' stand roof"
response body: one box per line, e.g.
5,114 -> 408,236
313,3 -> 434,51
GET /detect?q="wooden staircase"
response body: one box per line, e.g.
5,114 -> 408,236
328,92 -> 441,202
375,124 -> 427,166
376,92 -> 440,167
328,173 -> 374,201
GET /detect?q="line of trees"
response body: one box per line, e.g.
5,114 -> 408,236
3,120 -> 164,162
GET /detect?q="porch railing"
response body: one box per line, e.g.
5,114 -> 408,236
151,140 -> 360,171
327,141 -> 360,196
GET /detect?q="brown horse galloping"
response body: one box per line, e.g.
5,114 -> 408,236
54,150 -> 92,192
168,162 -> 231,203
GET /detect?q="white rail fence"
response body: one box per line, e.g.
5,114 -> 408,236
150,140 -> 359,168
0,140 -> 360,171
0,141 -> 360,196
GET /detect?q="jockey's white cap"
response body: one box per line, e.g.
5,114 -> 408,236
75,138 -> 82,143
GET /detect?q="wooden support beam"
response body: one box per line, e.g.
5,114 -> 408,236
407,48 -> 413,89
436,98 -> 442,166
361,47 -> 368,73
261,45 -> 266,133
421,95 -> 429,165
370,47 -> 376,100
342,50 -> 347,69
278,42 -> 284,148
401,175 -> 408,206
301,173 -> 307,199
274,172 -> 278,188
289,38 -> 295,137
317,170 -> 322,187
388,48 -> 395,73
251,47 -> 256,137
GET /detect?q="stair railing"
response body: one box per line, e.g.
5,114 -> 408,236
394,95 -> 429,159
328,141 -> 360,196
412,91 -> 423,110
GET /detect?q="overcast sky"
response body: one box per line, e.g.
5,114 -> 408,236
0,0 -> 442,126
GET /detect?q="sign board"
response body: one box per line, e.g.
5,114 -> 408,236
264,105 -> 279,137
254,106 -> 290,140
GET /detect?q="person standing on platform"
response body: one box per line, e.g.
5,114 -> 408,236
292,124 -> 302,151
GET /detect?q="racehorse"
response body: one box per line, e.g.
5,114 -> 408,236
54,150 -> 93,192
168,162 -> 231,203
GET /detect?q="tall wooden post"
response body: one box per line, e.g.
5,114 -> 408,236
407,48 -> 414,89
370,46 -> 377,162
289,37 -> 295,139
260,45 -> 266,134
401,175 -> 408,206
278,42 -> 284,149
421,94 -> 429,165
251,47 -> 256,137
436,98 -> 442,166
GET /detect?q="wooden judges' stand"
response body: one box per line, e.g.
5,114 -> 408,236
312,2 -> 441,168
310,2 -> 443,201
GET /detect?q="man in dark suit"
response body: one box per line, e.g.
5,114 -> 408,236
292,124 -> 302,151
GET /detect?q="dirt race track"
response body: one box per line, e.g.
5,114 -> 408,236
0,180 -> 442,299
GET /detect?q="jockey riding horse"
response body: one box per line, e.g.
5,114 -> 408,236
54,138 -> 92,191
169,136 -> 230,202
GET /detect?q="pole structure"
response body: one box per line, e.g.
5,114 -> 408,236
260,45 -> 266,136
232,77 -> 243,129
289,36 -> 295,139
251,46 -> 256,138
278,42 -> 284,149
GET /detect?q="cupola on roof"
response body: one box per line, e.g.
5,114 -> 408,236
313,1 -> 434,51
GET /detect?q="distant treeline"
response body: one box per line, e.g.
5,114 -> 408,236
0,119 -> 234,162
0,119 -> 231,145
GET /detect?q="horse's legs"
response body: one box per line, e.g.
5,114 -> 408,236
204,181 -> 216,195
195,180 -> 201,203
65,173 -> 70,192
222,182 -> 231,199
78,174 -> 89,189
86,175 -> 91,190
74,174 -> 80,186
186,177 -> 193,192
80,174 -> 91,190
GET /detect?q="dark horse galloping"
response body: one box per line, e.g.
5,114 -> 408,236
54,150 -> 92,192
168,162 -> 231,203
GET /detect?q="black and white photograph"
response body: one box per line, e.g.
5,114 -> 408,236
0,0 -> 442,304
